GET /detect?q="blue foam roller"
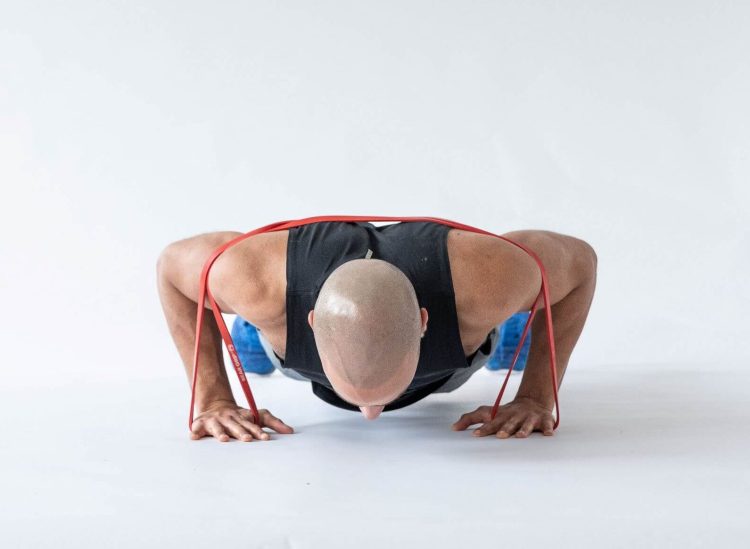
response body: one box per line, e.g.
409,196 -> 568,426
230,317 -> 276,375
486,312 -> 532,371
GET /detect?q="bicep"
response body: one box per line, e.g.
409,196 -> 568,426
501,230 -> 597,307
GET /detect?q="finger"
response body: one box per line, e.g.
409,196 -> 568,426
472,413 -> 510,437
453,407 -> 491,430
495,416 -> 525,439
542,415 -> 555,436
471,408 -> 516,436
222,417 -> 255,442
258,410 -> 294,434
232,408 -> 270,440
231,415 -> 270,440
205,418 -> 230,442
233,415 -> 267,440
190,419 -> 207,440
236,408 -> 259,422
515,416 -> 539,438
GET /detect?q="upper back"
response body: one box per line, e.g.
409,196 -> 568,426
283,221 -> 468,387
214,221 -> 539,356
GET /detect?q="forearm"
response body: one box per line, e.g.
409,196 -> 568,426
156,272 -> 235,412
516,272 -> 596,409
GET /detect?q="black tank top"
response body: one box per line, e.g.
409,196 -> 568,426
281,221 -> 477,412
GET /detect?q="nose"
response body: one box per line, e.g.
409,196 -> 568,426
359,405 -> 385,420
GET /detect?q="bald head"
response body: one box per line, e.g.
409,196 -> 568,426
308,259 -> 428,420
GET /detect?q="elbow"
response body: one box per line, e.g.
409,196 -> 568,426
572,238 -> 597,283
156,242 -> 177,282
580,240 -> 598,283
585,241 -> 598,271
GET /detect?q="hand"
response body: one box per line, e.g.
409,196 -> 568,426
190,400 -> 294,442
452,397 -> 555,439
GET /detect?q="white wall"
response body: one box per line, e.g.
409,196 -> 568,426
1,1 -> 748,387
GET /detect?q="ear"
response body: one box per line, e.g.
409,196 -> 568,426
307,309 -> 314,329
420,307 -> 428,337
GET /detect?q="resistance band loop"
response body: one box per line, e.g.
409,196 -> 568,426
189,215 -> 560,430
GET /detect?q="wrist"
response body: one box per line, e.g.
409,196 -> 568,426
197,394 -> 236,412
513,393 -> 554,412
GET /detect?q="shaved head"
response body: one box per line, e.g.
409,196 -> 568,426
308,259 -> 428,419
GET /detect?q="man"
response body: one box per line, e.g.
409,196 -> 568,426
157,220 -> 597,442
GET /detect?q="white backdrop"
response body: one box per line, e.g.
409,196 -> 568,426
1,1 -> 748,388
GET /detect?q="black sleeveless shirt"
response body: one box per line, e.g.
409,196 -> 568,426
280,221 -> 476,412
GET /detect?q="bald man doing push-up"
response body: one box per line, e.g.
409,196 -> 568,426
157,221 -> 597,442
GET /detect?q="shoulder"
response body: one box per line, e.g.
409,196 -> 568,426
501,230 -> 597,269
208,229 -> 289,320
159,229 -> 285,325
446,229 -> 542,326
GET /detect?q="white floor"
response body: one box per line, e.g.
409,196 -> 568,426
2,364 -> 749,548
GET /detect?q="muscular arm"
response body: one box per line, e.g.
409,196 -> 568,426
503,230 -> 598,409
453,229 -> 597,438
157,230 -> 293,442
156,231 -> 244,411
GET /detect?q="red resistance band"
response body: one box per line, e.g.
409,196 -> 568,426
190,215 -> 560,431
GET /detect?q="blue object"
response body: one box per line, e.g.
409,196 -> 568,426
230,317 -> 276,375
486,312 -> 532,371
